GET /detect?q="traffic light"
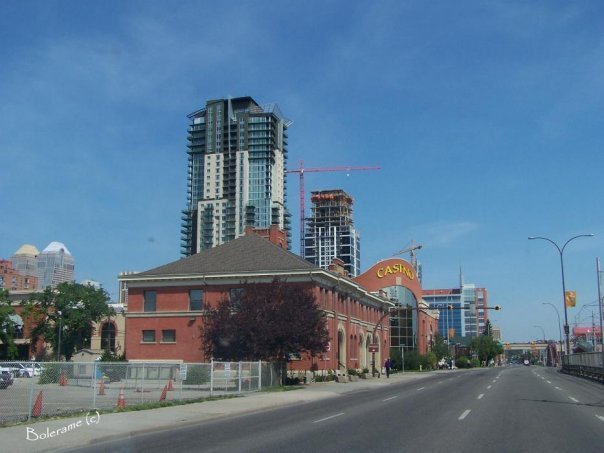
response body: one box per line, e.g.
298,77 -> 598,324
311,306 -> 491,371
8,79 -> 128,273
447,305 -> 453,310
494,305 -> 501,310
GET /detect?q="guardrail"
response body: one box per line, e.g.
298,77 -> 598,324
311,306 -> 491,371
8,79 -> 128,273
561,352 -> 604,383
0,360 -> 280,426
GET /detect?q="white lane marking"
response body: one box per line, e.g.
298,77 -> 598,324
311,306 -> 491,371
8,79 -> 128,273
313,413 -> 344,423
596,415 -> 604,423
492,380 -> 497,383
569,397 -> 579,403
555,387 -> 561,390
383,396 -> 398,402
546,380 -> 551,384
459,409 -> 471,420
417,387 -> 425,391
487,385 -> 492,389
477,394 -> 484,399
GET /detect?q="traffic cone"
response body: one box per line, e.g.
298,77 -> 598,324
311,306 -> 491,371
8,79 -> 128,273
98,380 -> 105,396
167,378 -> 174,391
32,390 -> 43,418
159,385 -> 167,402
117,389 -> 125,408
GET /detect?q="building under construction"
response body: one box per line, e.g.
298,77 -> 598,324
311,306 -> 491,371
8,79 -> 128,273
304,189 -> 360,277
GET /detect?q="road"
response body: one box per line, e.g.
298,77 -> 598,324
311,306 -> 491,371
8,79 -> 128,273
68,366 -> 604,453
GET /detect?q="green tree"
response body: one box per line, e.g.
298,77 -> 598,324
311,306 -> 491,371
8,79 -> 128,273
0,289 -> 18,359
483,319 -> 494,336
431,333 -> 449,360
470,335 -> 503,364
22,282 -> 113,361
201,280 -> 330,382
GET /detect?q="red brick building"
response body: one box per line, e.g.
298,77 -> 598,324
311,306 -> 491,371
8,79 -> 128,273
120,234 -> 391,373
0,259 -> 38,291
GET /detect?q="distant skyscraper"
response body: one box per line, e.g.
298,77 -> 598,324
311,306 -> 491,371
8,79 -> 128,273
181,96 -> 291,256
37,242 -> 74,289
303,189 -> 361,277
10,244 -> 40,288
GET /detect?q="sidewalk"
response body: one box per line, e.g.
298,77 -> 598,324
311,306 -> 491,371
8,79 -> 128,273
0,371 -> 440,453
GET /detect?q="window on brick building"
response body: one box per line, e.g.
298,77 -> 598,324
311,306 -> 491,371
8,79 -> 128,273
142,330 -> 156,342
162,330 -> 176,343
189,289 -> 203,311
144,291 -> 156,312
230,288 -> 244,309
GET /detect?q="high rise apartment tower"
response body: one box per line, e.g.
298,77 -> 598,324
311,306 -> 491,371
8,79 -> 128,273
181,97 -> 291,256
37,242 -> 75,289
304,189 -> 361,277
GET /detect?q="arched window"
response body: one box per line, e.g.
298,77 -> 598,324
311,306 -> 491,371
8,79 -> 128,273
101,322 -> 116,352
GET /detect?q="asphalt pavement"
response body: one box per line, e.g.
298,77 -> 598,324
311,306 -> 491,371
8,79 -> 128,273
0,370 -> 440,453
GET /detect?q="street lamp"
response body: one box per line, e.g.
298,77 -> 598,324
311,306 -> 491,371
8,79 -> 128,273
528,234 -> 594,354
542,302 -> 563,360
533,325 -> 547,366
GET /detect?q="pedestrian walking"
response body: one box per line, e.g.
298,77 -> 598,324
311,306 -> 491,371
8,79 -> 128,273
385,358 -> 391,378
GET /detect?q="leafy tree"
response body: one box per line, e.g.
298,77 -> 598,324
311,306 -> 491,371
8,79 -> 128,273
470,334 -> 503,364
483,319 -> 494,336
201,280 -> 330,382
431,333 -> 449,360
22,282 -> 113,361
0,289 -> 18,359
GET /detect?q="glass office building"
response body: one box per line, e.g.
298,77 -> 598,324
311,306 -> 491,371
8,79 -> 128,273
423,283 -> 489,342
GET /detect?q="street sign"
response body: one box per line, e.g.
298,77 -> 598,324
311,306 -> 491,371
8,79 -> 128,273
368,344 -> 379,352
179,364 -> 187,381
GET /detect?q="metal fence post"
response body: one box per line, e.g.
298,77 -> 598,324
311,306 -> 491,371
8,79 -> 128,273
92,361 -> 97,409
238,362 -> 242,393
27,369 -> 35,421
210,359 -> 214,397
258,360 -> 262,391
141,362 -> 145,404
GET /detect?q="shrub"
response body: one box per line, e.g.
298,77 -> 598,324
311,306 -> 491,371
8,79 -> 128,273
456,356 -> 470,368
184,366 -> 210,385
470,358 -> 481,368
38,363 -> 73,384
420,352 -> 437,370
347,368 -> 358,376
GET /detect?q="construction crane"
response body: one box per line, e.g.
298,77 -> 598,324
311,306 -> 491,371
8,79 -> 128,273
393,241 -> 423,272
286,160 -> 380,256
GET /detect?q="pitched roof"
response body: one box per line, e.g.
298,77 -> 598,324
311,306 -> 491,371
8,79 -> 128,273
137,234 -> 316,277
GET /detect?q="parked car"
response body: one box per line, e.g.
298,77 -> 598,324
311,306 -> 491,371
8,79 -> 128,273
19,363 -> 43,377
0,369 -> 14,389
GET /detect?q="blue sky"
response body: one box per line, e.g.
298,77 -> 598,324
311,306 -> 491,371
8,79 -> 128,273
1,0 -> 603,342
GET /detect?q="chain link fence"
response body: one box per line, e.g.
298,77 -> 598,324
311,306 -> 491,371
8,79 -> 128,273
0,360 -> 280,425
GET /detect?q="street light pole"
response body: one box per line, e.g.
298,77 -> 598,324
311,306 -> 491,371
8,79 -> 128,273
542,302 -> 563,362
534,325 -> 546,365
596,258 -> 604,370
529,234 -> 594,355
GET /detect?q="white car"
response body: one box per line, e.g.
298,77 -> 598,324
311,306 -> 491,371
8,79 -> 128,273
14,363 -> 43,378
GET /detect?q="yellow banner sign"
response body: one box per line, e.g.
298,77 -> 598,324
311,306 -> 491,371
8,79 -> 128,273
565,290 -> 576,308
